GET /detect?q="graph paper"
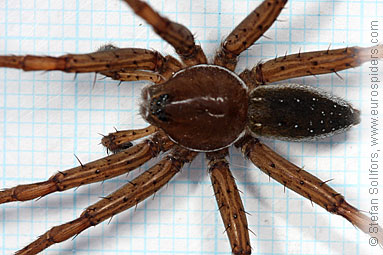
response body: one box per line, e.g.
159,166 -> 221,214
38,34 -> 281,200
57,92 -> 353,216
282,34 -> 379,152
1,0 -> 382,254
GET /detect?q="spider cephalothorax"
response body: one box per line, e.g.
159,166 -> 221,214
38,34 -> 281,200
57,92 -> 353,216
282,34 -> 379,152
141,64 -> 249,151
0,0 -> 382,254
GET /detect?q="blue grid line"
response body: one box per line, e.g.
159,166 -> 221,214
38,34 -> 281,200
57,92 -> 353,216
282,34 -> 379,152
1,0 -> 382,254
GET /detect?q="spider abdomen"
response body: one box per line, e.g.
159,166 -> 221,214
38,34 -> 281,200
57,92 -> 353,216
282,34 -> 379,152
247,84 -> 360,140
141,65 -> 249,151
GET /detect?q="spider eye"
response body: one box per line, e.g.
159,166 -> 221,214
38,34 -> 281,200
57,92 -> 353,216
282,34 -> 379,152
149,94 -> 170,122
247,83 -> 360,140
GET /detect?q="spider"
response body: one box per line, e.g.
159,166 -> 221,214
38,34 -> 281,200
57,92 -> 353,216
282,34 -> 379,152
0,0 -> 382,254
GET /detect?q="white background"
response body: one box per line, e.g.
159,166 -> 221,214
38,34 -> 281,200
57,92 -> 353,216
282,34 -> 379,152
1,0 -> 382,254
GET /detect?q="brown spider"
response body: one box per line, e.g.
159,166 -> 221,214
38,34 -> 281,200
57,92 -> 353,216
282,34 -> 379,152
0,0 -> 382,254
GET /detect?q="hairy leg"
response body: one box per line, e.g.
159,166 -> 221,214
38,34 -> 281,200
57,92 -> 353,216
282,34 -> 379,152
214,0 -> 287,71
123,0 -> 207,66
235,135 -> 383,246
103,70 -> 166,83
100,54 -> 183,82
0,47 -> 182,82
101,125 -> 158,153
240,45 -> 383,89
14,146 -> 197,255
207,149 -> 251,255
0,132 -> 173,204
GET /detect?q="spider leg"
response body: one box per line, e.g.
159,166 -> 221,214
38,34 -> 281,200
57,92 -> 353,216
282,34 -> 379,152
214,0 -> 287,71
101,125 -> 158,153
100,55 -> 183,82
0,47 -> 182,81
101,70 -> 166,83
123,0 -> 207,66
240,45 -> 383,88
14,146 -> 197,255
0,132 -> 173,204
236,135 -> 383,246
207,149 -> 251,255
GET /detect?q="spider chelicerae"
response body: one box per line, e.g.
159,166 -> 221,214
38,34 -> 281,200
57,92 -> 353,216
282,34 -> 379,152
0,0 -> 382,254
